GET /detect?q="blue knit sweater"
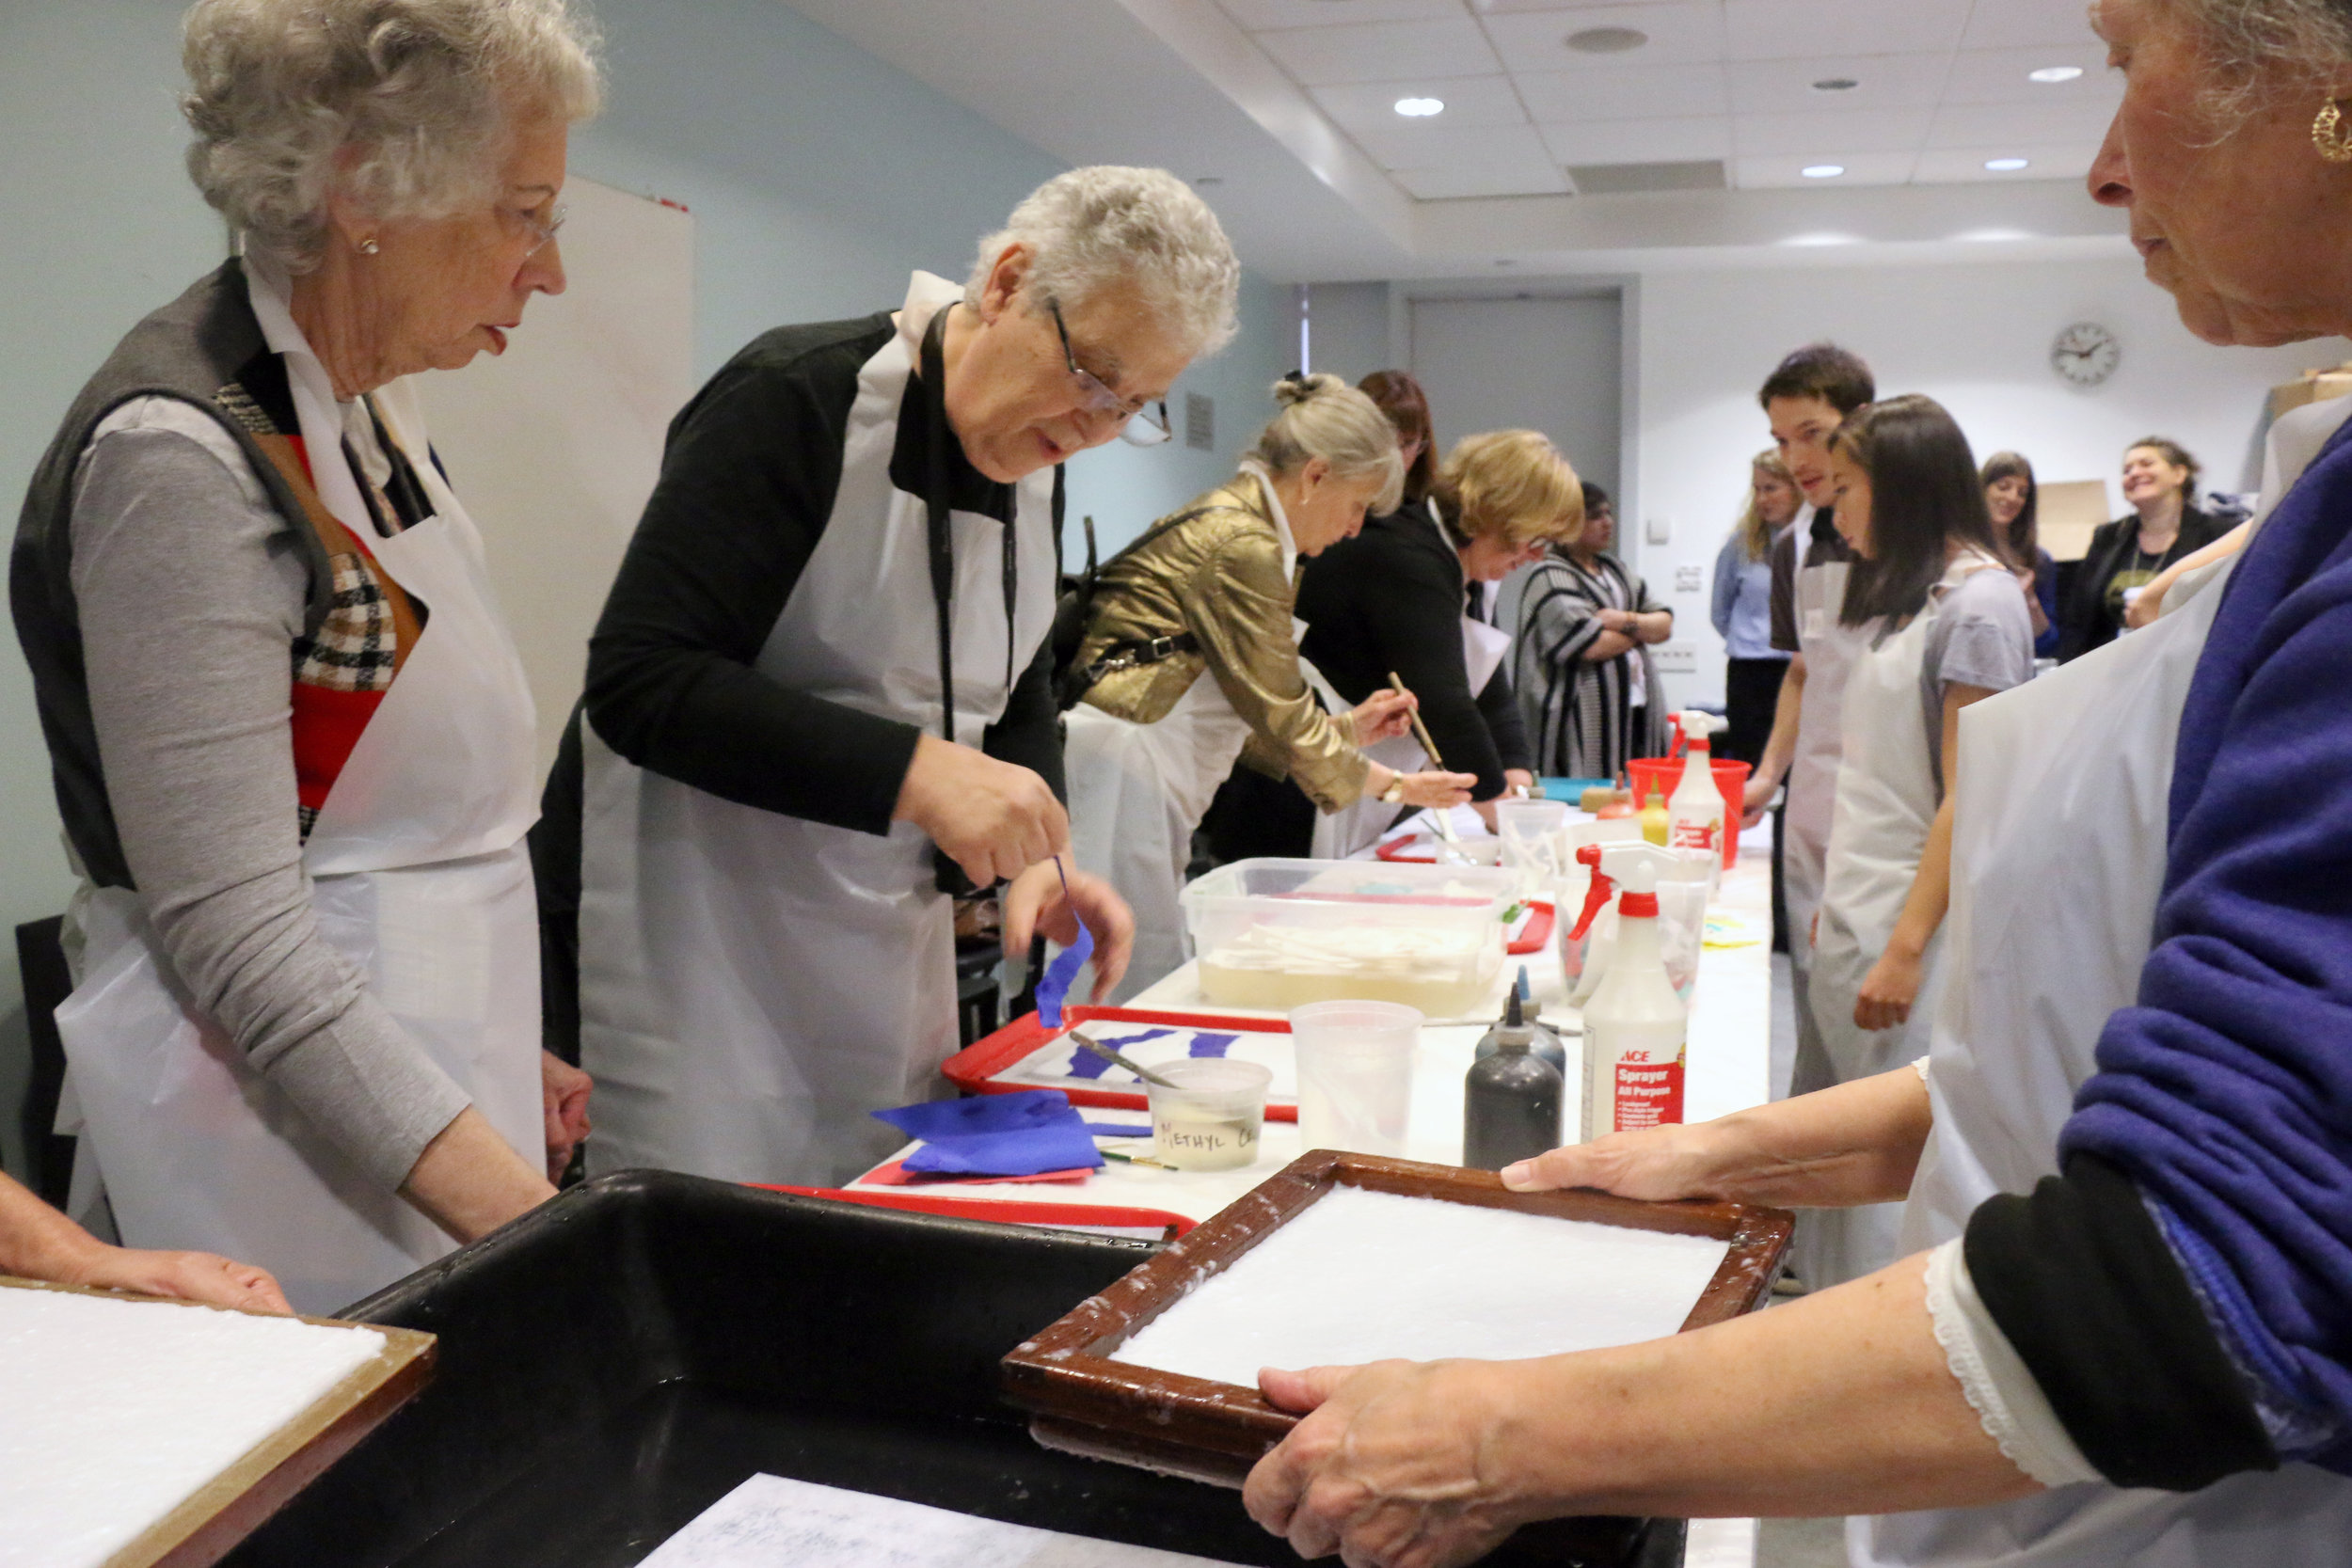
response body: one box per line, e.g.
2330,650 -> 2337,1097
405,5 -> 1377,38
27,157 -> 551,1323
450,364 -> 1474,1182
2064,422 -> 2352,1470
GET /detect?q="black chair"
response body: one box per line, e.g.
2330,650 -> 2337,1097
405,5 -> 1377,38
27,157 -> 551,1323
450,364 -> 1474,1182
13,916 -> 73,1208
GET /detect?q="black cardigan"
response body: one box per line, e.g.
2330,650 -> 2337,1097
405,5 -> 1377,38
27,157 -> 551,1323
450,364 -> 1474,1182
2057,506 -> 2224,662
1293,497 -> 1532,800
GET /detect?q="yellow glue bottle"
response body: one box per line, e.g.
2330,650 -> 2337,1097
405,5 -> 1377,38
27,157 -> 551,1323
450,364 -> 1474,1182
1579,851 -> 1690,1141
1639,784 -> 1671,845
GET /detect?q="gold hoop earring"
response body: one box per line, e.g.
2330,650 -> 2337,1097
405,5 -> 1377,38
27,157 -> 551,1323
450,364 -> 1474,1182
2314,99 -> 2352,163
358,236 -> 380,254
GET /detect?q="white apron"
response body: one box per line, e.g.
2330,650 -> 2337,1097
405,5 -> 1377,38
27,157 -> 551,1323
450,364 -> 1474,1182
1786,522 -> 1872,1108
1800,554 -> 1997,1288
54,372 -> 544,1317
578,274 -> 1057,1188
1854,415 -> 2352,1567
1314,499 -> 1514,862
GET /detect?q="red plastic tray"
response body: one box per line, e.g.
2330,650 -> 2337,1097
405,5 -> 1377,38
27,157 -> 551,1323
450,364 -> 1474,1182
941,1004 -> 1299,1122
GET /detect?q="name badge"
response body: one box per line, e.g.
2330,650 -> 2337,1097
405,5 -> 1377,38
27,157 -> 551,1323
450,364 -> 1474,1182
1803,608 -> 1825,639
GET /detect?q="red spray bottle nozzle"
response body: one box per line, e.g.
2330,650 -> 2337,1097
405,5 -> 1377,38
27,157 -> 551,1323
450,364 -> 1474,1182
1570,851 -> 1616,942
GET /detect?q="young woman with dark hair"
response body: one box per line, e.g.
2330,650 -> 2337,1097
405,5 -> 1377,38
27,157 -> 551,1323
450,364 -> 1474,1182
1983,450 -> 2058,657
1801,394 -> 2036,1289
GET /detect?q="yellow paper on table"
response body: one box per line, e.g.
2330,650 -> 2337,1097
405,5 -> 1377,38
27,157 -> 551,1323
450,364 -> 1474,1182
1703,913 -> 1764,949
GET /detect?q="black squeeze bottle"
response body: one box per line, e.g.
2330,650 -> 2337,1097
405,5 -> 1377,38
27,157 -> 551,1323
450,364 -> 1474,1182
1463,990 -> 1564,1171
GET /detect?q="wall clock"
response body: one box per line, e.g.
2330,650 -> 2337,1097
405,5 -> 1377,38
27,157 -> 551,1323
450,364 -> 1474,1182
2051,321 -> 2121,387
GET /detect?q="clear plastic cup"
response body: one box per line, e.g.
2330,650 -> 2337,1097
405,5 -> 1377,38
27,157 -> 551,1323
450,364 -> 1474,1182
1496,799 -> 1567,902
1287,1000 -> 1422,1156
1145,1059 -> 1274,1172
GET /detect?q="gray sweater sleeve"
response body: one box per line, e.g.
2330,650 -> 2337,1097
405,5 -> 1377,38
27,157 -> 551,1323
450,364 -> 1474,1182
70,399 -> 471,1192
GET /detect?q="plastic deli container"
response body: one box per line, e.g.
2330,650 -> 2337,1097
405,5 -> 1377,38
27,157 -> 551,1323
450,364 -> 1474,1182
1181,857 -> 1520,1018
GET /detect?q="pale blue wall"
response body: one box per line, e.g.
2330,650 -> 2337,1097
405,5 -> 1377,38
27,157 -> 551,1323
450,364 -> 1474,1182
0,0 -> 1287,1173
569,0 -> 1290,551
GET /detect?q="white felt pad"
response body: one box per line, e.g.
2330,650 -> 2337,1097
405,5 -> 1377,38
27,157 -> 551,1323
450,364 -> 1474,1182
0,1286 -> 383,1568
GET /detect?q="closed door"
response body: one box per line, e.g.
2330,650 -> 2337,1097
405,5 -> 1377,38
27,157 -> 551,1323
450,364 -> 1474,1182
1409,295 -> 1621,498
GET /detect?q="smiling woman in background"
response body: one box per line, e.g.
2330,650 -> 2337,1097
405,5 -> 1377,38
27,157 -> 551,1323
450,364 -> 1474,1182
1710,448 -> 1800,769
2058,436 -> 2224,658
9,0 -> 602,1313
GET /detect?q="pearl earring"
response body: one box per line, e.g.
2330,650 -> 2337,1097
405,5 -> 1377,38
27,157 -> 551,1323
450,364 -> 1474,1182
358,236 -> 380,255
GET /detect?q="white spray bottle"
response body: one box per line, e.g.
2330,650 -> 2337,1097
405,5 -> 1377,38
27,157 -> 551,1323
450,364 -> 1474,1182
1667,710 -> 1728,868
1579,852 -> 1691,1142
1566,841 -> 1695,1006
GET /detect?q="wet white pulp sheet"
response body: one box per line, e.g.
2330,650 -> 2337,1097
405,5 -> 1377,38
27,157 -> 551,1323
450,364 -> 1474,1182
639,1473 -> 1248,1567
0,1284 -> 384,1568
1113,1184 -> 1729,1389
1002,1024 -> 1298,1103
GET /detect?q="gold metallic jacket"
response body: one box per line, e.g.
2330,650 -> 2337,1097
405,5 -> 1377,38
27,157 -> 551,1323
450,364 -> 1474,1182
1073,471 -> 1370,811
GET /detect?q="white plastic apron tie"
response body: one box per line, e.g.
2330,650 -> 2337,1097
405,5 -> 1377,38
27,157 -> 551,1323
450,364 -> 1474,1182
53,275 -> 542,1315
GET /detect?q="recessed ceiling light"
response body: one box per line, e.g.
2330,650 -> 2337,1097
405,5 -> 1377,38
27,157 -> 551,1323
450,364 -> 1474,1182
1393,96 -> 1445,118
2028,65 -> 2085,83
1811,77 -> 1859,92
1984,157 -> 2031,171
1801,164 -> 1847,179
1565,25 -> 1647,54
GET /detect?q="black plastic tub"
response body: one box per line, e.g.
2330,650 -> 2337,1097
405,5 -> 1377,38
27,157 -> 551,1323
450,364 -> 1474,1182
226,1171 -> 1681,1568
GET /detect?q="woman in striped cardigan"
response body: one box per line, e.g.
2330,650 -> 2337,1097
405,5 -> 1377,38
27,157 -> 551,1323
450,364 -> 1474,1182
1512,483 -> 1672,779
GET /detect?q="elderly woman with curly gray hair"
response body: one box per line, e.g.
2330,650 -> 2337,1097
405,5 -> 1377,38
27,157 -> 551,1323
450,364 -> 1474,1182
550,166 -> 1241,1188
1242,2 -> 2352,1563
11,0 -> 601,1314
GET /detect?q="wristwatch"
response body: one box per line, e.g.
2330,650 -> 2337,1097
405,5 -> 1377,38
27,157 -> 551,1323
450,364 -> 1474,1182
1380,776 -> 1406,805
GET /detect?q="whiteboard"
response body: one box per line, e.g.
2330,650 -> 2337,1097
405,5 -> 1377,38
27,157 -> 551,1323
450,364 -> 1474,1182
414,175 -> 695,778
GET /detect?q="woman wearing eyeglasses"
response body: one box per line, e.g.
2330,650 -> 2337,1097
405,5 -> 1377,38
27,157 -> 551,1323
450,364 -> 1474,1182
10,0 -> 599,1312
1060,375 -> 1478,997
554,168 -> 1239,1187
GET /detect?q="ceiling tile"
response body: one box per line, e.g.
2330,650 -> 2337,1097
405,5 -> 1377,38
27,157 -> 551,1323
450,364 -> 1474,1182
1347,118 -> 1555,168
1391,154 -> 1572,199
1538,115 -> 1733,164
1311,75 -> 1530,133
1734,150 -> 1917,189
1479,3 -> 1727,70
1216,0 -> 1467,30
1940,45 -> 2120,107
1514,61 -> 1730,121
1723,0 -> 1969,62
1926,98 -> 2118,148
1725,52 -> 1954,115
1733,107 -> 1932,156
1255,17 -> 1502,84
1959,0 -> 2109,52
1912,143 -> 2103,184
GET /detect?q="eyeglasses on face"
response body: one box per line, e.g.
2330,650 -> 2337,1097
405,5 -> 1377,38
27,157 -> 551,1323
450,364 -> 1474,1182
1049,298 -> 1171,446
504,199 -> 567,257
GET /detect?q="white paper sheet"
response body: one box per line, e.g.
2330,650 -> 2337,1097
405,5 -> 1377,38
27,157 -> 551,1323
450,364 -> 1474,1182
1001,1024 -> 1298,1102
638,1474 -> 1248,1567
1113,1184 -> 1728,1389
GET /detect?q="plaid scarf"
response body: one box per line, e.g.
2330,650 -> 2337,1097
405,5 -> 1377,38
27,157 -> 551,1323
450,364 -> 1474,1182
214,354 -> 434,835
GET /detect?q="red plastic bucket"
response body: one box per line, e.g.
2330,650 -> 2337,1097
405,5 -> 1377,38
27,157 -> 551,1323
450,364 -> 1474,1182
1628,755 -> 1754,867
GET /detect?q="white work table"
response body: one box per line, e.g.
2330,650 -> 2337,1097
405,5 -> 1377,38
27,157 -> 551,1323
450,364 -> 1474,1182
847,814 -> 1778,1225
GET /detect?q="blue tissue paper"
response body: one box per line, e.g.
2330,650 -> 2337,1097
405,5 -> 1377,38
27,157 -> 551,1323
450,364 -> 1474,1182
873,1090 -> 1104,1176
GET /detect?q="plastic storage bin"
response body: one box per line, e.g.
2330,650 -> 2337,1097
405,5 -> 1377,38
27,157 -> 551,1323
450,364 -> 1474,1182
1181,857 -> 1519,1017
223,1171 -> 1678,1568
